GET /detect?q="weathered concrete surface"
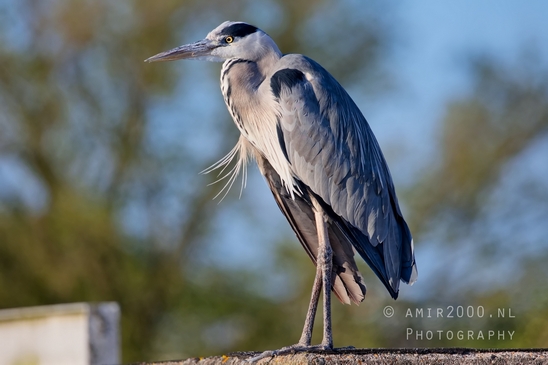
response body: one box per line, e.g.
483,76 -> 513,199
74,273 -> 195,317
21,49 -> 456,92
136,348 -> 548,365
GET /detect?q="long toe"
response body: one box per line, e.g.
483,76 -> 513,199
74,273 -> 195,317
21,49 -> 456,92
247,344 -> 334,363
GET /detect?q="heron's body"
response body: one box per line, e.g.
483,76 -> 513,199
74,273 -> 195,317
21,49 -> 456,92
147,21 -> 417,359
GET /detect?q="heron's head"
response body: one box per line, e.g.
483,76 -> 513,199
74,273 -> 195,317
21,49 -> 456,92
145,21 -> 281,64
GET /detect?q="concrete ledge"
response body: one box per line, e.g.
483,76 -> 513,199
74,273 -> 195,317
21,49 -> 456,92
136,348 -> 548,365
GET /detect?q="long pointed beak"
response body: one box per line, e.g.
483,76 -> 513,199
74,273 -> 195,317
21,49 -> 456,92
145,39 -> 217,62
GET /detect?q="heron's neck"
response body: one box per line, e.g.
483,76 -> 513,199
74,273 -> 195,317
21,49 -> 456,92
220,59 -> 260,132
223,53 -> 280,87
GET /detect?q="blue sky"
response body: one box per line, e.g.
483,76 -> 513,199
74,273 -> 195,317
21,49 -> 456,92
368,0 -> 548,180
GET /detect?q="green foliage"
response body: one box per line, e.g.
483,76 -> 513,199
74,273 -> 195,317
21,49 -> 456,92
411,55 -> 548,231
406,54 -> 548,349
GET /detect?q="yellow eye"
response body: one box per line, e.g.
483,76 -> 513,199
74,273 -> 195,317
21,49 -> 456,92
225,36 -> 234,44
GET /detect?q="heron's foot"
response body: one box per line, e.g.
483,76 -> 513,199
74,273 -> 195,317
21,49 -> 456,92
247,343 -> 333,363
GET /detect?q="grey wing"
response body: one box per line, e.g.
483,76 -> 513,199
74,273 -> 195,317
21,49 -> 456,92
271,56 -> 417,298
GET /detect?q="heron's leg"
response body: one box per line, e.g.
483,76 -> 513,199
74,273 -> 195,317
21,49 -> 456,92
312,200 -> 333,349
247,199 -> 334,363
296,253 -> 322,346
297,198 -> 333,347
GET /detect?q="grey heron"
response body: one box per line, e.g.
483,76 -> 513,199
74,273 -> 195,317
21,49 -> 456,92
146,21 -> 417,359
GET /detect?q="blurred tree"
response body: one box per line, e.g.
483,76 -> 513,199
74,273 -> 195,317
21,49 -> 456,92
0,0 -> 394,361
403,52 -> 548,348
411,54 -> 548,232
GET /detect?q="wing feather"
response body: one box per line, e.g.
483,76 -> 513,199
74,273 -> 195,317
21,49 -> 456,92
271,55 -> 417,296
